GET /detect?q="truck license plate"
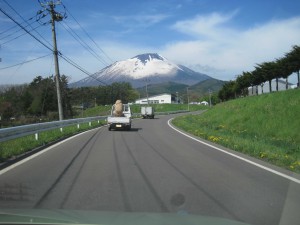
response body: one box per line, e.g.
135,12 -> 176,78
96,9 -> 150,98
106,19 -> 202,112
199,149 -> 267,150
116,124 -> 122,128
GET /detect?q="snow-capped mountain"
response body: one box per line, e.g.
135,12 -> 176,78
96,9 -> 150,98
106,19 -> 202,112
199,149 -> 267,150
70,53 -> 211,88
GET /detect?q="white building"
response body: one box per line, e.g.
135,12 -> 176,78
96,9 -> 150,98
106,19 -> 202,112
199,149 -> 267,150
200,101 -> 209,105
135,93 -> 176,104
248,79 -> 295,96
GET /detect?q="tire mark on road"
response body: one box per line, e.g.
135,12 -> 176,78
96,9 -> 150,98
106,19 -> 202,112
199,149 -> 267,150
112,133 -> 132,212
34,128 -> 101,208
137,132 -> 241,220
59,128 -> 105,208
120,133 -> 169,212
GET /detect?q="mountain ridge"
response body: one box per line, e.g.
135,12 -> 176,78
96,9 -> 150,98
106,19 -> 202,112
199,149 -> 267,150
70,53 -> 211,88
136,78 -> 226,100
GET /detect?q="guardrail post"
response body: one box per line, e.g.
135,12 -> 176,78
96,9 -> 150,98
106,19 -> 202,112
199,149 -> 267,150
35,133 -> 39,141
77,124 -> 80,129
60,127 -> 63,132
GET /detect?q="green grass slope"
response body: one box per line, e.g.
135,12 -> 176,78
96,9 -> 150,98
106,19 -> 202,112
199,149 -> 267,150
173,89 -> 300,172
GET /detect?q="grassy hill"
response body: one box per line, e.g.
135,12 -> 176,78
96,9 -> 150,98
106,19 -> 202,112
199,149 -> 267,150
136,81 -> 188,98
136,78 -> 225,99
173,89 -> 300,172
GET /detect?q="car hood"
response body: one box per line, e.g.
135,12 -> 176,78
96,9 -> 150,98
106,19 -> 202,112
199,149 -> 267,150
0,209 -> 250,225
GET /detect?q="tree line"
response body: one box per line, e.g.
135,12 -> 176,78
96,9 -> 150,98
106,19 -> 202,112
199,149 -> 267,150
218,45 -> 300,101
0,76 -> 138,125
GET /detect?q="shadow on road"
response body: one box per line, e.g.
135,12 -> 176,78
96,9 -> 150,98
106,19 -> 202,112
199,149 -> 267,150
110,128 -> 142,132
128,128 -> 142,132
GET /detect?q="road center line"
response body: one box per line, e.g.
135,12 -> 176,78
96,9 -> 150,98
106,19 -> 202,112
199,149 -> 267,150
167,118 -> 300,184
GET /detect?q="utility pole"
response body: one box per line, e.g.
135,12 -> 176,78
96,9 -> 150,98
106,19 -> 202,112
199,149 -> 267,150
39,0 -> 65,120
209,89 -> 212,107
144,78 -> 149,104
187,87 -> 189,111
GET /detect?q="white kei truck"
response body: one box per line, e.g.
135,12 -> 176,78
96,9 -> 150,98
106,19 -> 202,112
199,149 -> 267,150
141,106 -> 154,119
107,104 -> 132,131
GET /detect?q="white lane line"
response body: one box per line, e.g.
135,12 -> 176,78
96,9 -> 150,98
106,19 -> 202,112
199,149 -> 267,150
167,118 -> 300,184
0,127 -> 102,176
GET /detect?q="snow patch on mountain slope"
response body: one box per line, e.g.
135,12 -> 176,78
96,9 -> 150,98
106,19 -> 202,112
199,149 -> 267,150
99,54 -> 182,79
70,53 -> 211,88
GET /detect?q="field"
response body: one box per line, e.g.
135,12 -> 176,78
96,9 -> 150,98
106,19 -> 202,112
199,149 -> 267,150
173,89 -> 300,172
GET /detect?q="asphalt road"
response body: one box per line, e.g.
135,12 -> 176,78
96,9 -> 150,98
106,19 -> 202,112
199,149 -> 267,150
0,113 -> 300,225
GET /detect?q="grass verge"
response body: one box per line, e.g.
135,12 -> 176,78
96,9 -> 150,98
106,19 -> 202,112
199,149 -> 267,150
172,89 -> 300,173
0,120 -> 106,163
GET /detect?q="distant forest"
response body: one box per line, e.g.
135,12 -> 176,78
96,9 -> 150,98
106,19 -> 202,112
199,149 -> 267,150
0,75 -> 138,125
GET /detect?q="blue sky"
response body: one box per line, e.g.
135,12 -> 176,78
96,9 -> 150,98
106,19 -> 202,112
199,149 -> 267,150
1,0 -> 300,85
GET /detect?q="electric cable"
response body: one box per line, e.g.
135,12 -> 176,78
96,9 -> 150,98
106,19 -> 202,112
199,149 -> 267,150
63,4 -> 114,63
0,53 -> 52,70
2,0 -> 53,48
0,19 -> 38,41
0,7 -> 53,52
1,23 -> 44,45
59,21 -> 109,66
0,15 -> 36,36
59,53 -> 108,86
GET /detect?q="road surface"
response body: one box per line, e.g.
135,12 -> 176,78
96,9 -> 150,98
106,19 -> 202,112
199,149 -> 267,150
0,112 -> 300,225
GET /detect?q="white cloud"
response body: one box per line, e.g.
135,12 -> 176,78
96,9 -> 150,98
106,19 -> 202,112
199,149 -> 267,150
2,10 -> 300,85
112,14 -> 169,29
162,12 -> 300,81
171,10 -> 238,40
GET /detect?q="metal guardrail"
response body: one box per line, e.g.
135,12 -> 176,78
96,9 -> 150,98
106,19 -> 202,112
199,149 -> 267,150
0,110 -> 189,142
0,116 -> 106,142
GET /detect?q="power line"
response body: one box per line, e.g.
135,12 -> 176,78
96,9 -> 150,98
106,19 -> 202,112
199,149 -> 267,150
0,19 -> 38,41
0,53 -> 52,70
0,7 -> 53,52
0,15 -> 36,36
59,21 -> 109,66
1,23 -> 44,45
1,0 -> 53,48
1,2 -> 108,87
63,4 -> 114,64
0,7 -> 107,86
59,53 -> 108,86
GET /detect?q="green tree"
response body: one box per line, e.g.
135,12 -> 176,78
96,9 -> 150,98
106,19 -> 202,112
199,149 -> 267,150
276,57 -> 294,90
284,45 -> 300,87
27,76 -> 57,116
256,62 -> 278,93
218,80 -> 237,101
